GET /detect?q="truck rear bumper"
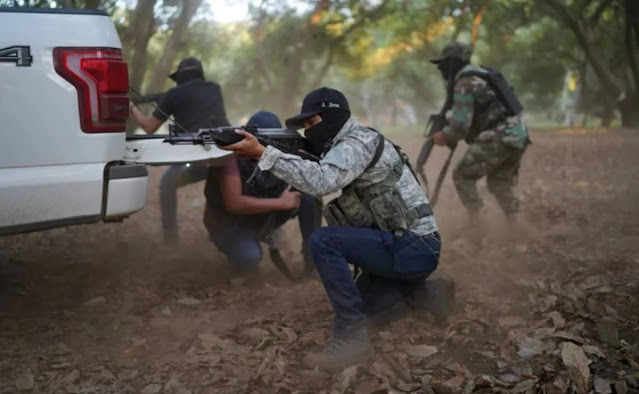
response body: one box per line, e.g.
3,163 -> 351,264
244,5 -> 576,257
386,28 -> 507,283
104,164 -> 147,220
0,162 -> 148,236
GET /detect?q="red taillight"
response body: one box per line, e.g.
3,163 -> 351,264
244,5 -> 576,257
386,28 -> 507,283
53,48 -> 129,133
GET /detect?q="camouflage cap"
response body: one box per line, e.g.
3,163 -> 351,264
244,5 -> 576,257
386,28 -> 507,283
429,42 -> 472,64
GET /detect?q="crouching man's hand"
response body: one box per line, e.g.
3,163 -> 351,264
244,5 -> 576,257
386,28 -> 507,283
431,131 -> 448,146
220,129 -> 266,160
278,186 -> 301,211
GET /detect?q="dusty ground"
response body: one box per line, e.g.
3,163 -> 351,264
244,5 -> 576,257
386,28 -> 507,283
1,128 -> 638,394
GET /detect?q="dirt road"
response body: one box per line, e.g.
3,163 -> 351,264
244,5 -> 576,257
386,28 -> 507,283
1,128 -> 638,393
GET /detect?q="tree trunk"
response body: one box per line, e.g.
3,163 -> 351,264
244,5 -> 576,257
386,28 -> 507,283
84,0 -> 100,9
470,0 -> 491,50
270,0 -> 330,115
542,0 -> 623,97
146,0 -> 203,95
451,0 -> 468,41
622,0 -> 639,127
127,0 -> 158,92
629,0 -> 639,44
125,0 -> 158,134
542,0 -> 639,126
624,0 -> 639,94
618,94 -> 639,127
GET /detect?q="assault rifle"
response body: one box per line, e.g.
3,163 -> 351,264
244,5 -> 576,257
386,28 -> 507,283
130,92 -> 165,105
415,114 -> 457,207
164,125 -> 320,162
415,78 -> 457,207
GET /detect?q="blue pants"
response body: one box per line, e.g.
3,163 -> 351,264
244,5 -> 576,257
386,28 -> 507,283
159,164 -> 209,234
309,227 -> 440,337
210,194 -> 322,267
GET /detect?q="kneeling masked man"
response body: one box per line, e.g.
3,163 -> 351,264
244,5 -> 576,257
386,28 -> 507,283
221,88 -> 451,370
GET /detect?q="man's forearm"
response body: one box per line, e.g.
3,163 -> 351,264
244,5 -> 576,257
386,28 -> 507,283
225,195 -> 288,214
258,145 -> 365,197
130,106 -> 161,134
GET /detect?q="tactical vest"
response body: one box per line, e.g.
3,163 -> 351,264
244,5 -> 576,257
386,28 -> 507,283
238,157 -> 288,199
457,66 -> 524,144
204,157 -> 288,223
323,132 -> 432,232
460,67 -> 523,117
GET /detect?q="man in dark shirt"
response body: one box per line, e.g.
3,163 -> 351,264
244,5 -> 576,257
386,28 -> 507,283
130,57 -> 231,242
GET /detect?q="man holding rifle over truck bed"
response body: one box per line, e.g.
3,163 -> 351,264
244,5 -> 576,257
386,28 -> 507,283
424,42 -> 530,222
129,57 -> 231,242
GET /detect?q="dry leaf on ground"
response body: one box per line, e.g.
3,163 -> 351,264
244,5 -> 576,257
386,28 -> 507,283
596,321 -> 620,347
593,375 -> 612,394
300,369 -> 330,390
583,345 -> 606,359
84,296 -> 106,305
15,369 -> 34,391
444,374 -> 466,390
402,344 -> 438,358
198,333 -> 221,349
355,378 -> 386,394
498,316 -> 528,329
516,336 -> 551,358
48,369 -> 80,391
509,379 -> 537,393
241,327 -> 270,342
140,383 -> 163,393
340,366 -> 358,393
177,297 -> 201,306
561,342 -> 590,393
548,311 -> 566,328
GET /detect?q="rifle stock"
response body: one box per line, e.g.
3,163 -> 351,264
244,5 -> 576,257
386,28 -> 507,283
415,113 -> 448,196
429,142 -> 457,206
130,92 -> 165,105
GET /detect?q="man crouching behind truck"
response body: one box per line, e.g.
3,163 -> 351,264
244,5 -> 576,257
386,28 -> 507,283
202,111 -> 322,276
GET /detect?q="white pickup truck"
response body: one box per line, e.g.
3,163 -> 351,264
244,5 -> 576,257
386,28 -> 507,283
0,7 -> 231,236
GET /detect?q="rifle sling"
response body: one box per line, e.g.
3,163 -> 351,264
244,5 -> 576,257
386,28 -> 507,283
366,133 -> 386,170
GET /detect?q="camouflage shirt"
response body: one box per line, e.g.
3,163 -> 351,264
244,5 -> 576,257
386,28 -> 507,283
443,64 -> 528,149
258,117 -> 438,236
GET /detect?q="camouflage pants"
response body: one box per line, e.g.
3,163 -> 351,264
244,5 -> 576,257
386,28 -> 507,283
452,140 -> 527,215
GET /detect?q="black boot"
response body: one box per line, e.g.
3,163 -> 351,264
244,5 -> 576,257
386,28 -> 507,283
303,326 -> 374,370
356,272 -> 409,327
410,277 -> 456,323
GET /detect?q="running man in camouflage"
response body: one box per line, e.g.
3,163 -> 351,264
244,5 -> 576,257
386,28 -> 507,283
430,42 -> 530,220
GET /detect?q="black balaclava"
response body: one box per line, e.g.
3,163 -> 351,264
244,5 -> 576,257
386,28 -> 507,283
172,69 -> 204,85
303,108 -> 351,157
438,56 -> 468,82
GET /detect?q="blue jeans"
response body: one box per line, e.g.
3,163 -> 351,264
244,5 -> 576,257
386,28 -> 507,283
211,193 -> 321,267
309,226 -> 440,337
159,164 -> 209,234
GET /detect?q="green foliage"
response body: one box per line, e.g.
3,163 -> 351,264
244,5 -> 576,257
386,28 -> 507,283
4,0 -> 633,126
